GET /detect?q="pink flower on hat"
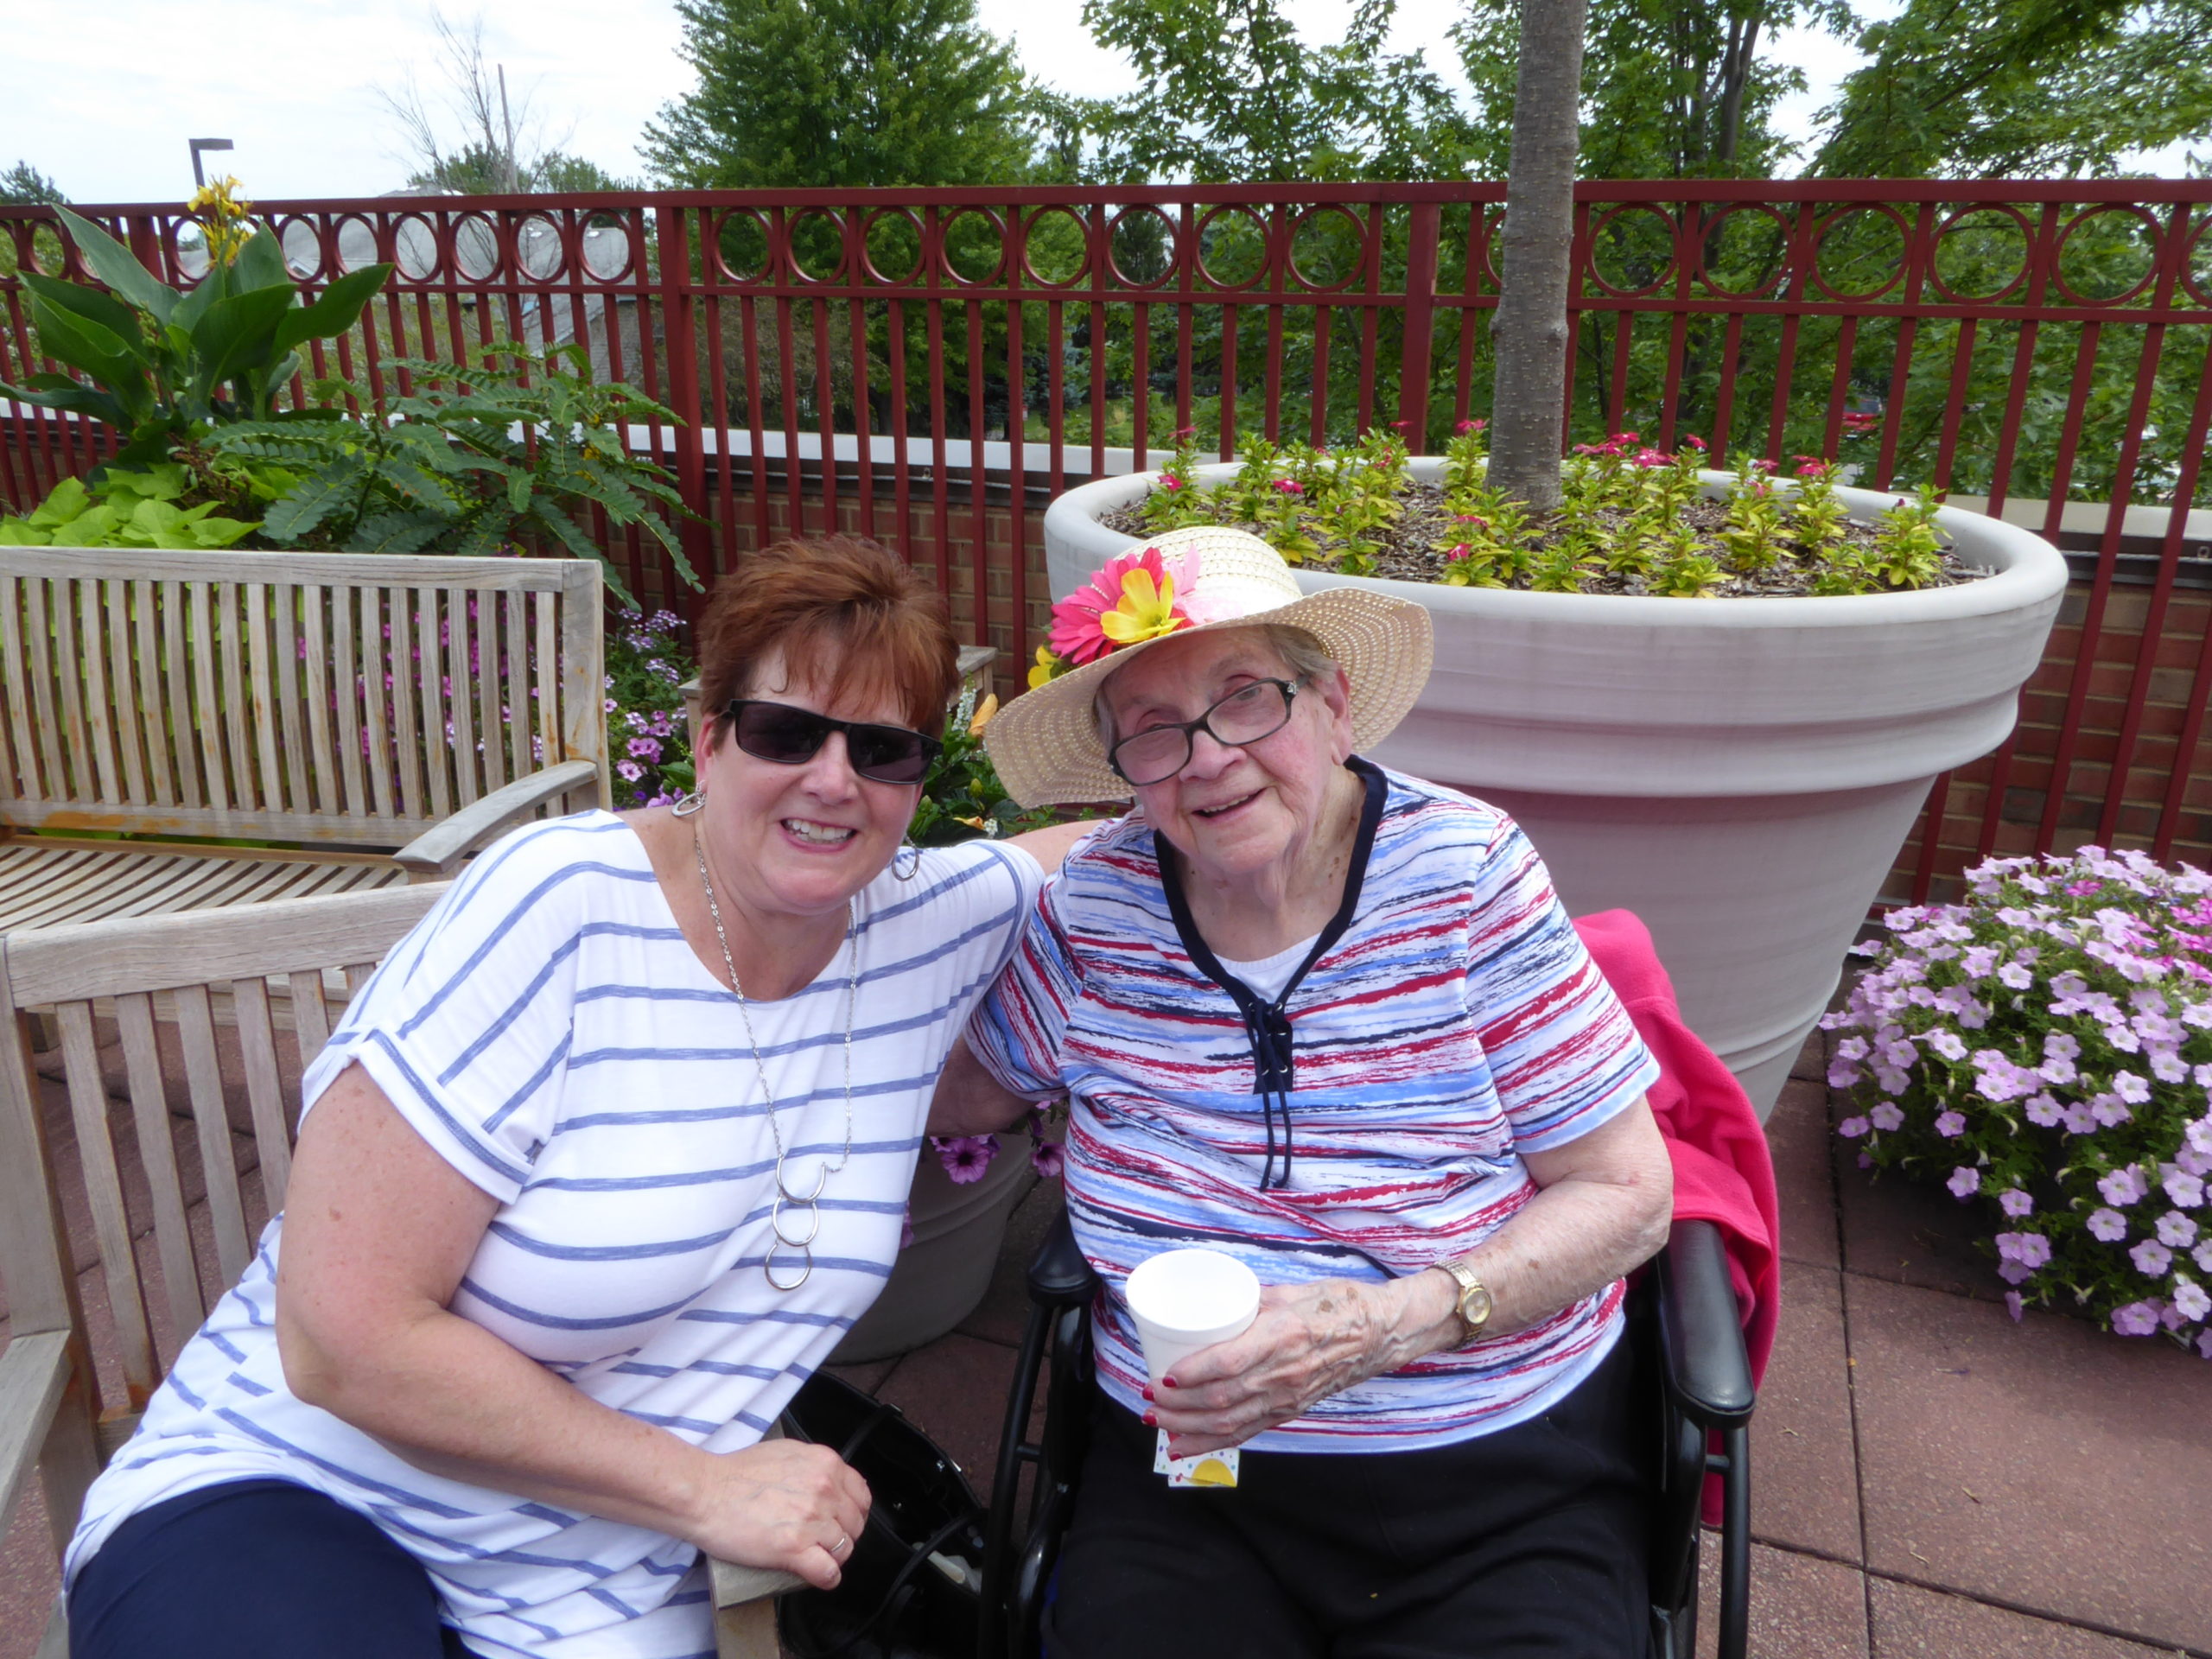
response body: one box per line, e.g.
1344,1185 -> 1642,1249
1049,545 -> 1195,666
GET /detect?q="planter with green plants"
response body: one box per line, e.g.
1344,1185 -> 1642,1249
1039,425 -> 2067,1117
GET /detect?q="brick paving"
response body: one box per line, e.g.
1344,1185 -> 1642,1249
5,1035 -> 2208,1657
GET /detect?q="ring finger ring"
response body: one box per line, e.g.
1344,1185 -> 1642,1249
834,1535 -> 851,1556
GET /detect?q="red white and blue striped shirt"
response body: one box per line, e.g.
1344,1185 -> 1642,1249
968,763 -> 1659,1452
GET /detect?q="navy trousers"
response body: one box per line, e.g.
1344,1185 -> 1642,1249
68,1478 -> 475,1659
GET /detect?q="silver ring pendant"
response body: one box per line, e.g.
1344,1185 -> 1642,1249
777,1159 -> 830,1205
772,1192 -> 823,1249
764,1239 -> 813,1292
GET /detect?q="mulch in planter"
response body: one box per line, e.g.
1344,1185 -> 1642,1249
1098,481 -> 1993,598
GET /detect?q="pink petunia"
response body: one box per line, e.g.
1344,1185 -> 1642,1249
931,1134 -> 1000,1185
1029,1139 -> 1066,1179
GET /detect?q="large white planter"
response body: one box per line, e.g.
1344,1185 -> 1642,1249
1043,460 -> 2068,1119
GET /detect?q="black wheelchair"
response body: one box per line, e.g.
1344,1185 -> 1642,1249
977,1210 -> 1755,1659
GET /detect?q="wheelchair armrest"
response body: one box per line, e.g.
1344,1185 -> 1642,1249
1654,1218 -> 1755,1430
1027,1207 -> 1101,1308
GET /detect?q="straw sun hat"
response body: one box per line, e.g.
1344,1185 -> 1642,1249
982,526 -> 1434,808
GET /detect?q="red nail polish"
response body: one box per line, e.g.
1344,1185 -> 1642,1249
1141,1385 -> 1154,1402
1161,1375 -> 1179,1389
1141,1409 -> 1157,1427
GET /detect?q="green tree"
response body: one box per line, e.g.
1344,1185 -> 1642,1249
1452,2 -> 1856,182
0,161 -> 66,206
1807,0 -> 2212,178
1075,0 -> 1474,182
642,0 -> 1035,188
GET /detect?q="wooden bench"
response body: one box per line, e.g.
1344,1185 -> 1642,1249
0,887 -> 792,1657
0,549 -> 608,933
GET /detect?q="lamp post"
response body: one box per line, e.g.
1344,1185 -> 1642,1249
188,137 -> 233,190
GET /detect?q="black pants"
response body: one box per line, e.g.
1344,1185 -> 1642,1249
69,1479 -> 475,1659
1044,1334 -> 1649,1659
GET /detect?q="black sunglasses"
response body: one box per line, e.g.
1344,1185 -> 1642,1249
722,699 -> 941,785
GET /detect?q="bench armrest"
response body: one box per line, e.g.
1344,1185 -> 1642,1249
1654,1218 -> 1756,1430
0,1332 -> 74,1539
392,761 -> 602,880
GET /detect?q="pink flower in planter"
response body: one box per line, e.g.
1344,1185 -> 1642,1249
1455,418 -> 1487,434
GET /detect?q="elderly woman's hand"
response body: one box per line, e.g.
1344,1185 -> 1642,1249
1147,1273 -> 1460,1455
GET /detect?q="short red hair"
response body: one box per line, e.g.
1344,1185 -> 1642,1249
696,536 -> 957,749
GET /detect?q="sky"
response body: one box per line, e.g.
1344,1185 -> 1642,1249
0,0 -> 2191,207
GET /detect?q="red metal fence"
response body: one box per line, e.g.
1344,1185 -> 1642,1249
4,180 -> 2211,899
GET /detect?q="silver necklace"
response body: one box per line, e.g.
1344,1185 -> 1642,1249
692,826 -> 858,1292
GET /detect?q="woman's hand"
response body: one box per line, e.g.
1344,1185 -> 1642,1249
1147,1271 -> 1460,1455
684,1439 -> 872,1591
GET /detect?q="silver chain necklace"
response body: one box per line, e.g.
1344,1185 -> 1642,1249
692,826 -> 858,1292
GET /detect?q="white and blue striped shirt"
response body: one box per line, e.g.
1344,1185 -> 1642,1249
67,811 -> 1041,1658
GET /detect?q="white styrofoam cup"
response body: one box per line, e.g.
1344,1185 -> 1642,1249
1123,1247 -> 1262,1384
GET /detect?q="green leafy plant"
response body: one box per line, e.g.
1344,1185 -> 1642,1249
1868,483 -> 1951,591
0,465 -> 257,549
202,341 -> 698,601
1717,454 -> 1791,575
908,687 -> 1058,844
0,187 -> 391,467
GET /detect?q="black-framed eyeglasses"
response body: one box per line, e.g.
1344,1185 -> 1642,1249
722,699 -> 941,785
1107,677 -> 1303,787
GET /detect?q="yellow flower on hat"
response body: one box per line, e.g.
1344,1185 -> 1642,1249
1096,563 -> 1189,650
1027,645 -> 1068,690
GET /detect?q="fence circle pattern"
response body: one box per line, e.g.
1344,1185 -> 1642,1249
712,209 -> 772,283
1020,206 -> 1090,287
1693,203 -> 1792,300
2187,210 -> 2212,308
1925,203 -> 2034,303
1107,205 -> 1179,289
1287,205 -> 1366,292
1808,204 -> 1910,302
275,216 -> 326,282
862,208 -> 925,285
1196,205 -> 1270,291
942,208 -> 1007,286
515,214 -> 565,282
1585,203 -> 1679,298
451,213 -> 501,283
2051,205 -> 2163,306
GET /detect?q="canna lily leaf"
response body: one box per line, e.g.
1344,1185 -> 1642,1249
54,206 -> 179,324
227,225 -> 292,294
271,263 -> 392,354
186,284 -> 298,406
20,270 -> 147,354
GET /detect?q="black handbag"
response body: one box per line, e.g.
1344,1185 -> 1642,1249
775,1371 -> 990,1659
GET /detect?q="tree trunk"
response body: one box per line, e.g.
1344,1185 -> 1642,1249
1488,0 -> 1590,512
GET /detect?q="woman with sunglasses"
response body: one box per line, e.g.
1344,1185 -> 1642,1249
948,526 -> 1675,1657
64,537 -> 1087,1659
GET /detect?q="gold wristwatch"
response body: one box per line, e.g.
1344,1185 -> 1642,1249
1435,1258 -> 1494,1344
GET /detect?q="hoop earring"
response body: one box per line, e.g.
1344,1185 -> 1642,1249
671,785 -> 707,818
892,836 -> 922,881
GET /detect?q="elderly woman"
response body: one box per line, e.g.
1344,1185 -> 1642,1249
64,536 -> 1084,1659
944,527 -> 1675,1656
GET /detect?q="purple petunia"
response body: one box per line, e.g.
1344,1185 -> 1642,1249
2005,1290 -> 2025,1322
2131,1238 -> 2175,1275
1029,1139 -> 1066,1179
2158,1212 -> 2201,1248
615,759 -> 645,782
626,735 -> 663,762
931,1134 -> 1000,1185
2113,1070 -> 2152,1104
1871,1102 -> 1905,1132
2087,1208 -> 2130,1243
2099,1166 -> 2150,1206
2164,1168 -> 2207,1209
1948,1166 -> 1981,1199
1936,1110 -> 1968,1138
1996,1231 -> 2052,1268
1998,1189 -> 2034,1217
2177,1281 -> 2212,1323
1838,1115 -> 1872,1139
2112,1300 -> 2162,1336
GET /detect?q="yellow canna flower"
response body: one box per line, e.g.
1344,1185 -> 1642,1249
187,175 -> 256,268
968,692 -> 999,736
1097,566 -> 1188,649
956,815 -> 987,831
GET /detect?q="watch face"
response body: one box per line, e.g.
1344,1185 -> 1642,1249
1460,1281 -> 1493,1330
